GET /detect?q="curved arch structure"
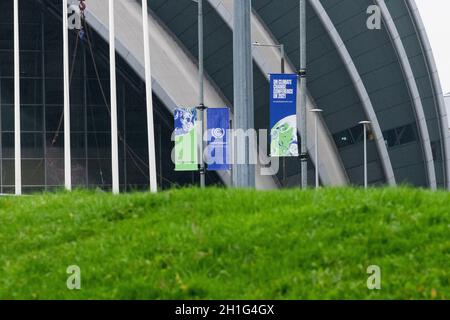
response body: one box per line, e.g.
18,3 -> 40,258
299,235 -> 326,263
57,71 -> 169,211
1,0 -> 448,191
55,0 -> 450,189
207,0 -> 349,186
375,0 -> 436,189
405,0 -> 450,189
85,0 -> 277,189
309,0 -> 396,185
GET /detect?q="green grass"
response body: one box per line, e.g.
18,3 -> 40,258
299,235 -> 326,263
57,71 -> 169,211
0,187 -> 448,300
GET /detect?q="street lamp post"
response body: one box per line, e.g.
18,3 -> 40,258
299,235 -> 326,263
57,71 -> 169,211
198,0 -> 206,188
192,0 -> 206,188
252,42 -> 286,184
299,0 -> 308,189
359,120 -> 371,189
192,0 -> 207,189
310,109 -> 323,189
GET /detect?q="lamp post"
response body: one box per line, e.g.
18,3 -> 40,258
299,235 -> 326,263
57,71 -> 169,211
359,120 -> 371,189
299,0 -> 307,189
192,0 -> 206,188
252,41 -> 286,184
310,109 -> 323,189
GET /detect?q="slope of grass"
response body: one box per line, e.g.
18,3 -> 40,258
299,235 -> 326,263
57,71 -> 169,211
0,187 -> 448,300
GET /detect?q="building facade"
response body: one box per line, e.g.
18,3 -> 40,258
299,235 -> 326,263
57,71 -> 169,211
0,0 -> 448,192
446,93 -> 450,129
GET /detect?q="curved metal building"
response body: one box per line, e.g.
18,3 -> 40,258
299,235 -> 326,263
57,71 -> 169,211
0,0 -> 448,192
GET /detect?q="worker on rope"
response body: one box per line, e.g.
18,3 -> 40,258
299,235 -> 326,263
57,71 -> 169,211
78,0 -> 86,40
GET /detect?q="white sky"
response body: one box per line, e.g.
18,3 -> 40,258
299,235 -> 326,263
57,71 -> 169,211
415,0 -> 450,94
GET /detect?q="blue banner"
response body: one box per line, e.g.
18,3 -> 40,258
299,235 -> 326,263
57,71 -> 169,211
206,108 -> 230,171
270,74 -> 299,157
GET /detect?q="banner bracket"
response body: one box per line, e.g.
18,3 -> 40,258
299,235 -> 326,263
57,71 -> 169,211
298,69 -> 307,78
196,103 -> 208,111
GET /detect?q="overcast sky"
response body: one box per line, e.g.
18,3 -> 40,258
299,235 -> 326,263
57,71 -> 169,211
415,0 -> 450,94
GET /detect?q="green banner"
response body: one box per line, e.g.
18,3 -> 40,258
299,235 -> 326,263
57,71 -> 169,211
174,108 -> 198,171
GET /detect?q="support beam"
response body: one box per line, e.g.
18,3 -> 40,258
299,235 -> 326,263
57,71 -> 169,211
63,0 -> 72,191
232,0 -> 255,188
109,0 -> 120,194
376,0 -> 436,190
142,0 -> 158,193
14,0 -> 21,195
406,0 -> 450,189
309,0 -> 396,186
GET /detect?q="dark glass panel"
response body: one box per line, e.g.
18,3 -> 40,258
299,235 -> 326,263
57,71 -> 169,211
21,78 -> 43,104
1,105 -> 14,131
2,160 -> 14,186
22,105 -> 43,132
1,133 -> 14,158
22,159 -> 45,186
22,132 -> 44,158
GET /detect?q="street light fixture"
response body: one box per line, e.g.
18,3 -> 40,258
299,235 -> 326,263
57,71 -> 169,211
252,42 -> 285,74
310,109 -> 323,189
359,120 -> 371,189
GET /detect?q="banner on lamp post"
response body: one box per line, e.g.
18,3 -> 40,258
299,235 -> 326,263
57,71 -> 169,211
269,73 -> 299,157
206,107 -> 230,171
174,108 -> 198,171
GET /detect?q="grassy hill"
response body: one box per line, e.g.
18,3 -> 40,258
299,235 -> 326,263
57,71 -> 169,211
0,187 -> 448,299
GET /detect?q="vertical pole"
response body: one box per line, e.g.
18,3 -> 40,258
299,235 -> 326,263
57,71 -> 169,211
299,0 -> 308,189
63,0 -> 72,191
14,0 -> 22,195
281,44 -> 286,186
364,124 -> 368,189
229,117 -> 233,186
233,0 -> 255,188
142,0 -> 158,193
280,44 -> 285,74
315,114 -> 319,189
83,47 -> 89,187
122,85 -> 127,191
159,124 -> 163,188
198,0 -> 206,188
0,77 -> 3,194
42,13 -> 48,191
109,0 -> 119,194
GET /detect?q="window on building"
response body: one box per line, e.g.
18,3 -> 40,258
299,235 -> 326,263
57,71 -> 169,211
384,123 -> 418,148
333,124 -> 369,149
